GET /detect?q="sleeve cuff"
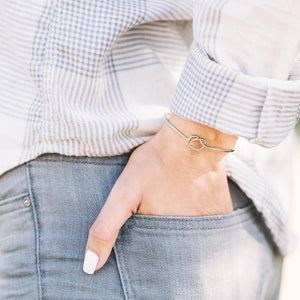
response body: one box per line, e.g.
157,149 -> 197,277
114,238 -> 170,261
169,41 -> 300,148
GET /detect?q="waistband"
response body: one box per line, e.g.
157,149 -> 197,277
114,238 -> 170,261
1,148 -> 252,210
33,152 -> 252,208
31,148 -> 138,165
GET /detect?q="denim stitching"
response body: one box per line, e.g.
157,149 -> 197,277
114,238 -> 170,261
131,205 -> 255,221
121,236 -> 133,300
26,162 -> 43,300
0,192 -> 29,205
2,207 -> 33,216
113,242 -> 130,300
128,214 -> 260,232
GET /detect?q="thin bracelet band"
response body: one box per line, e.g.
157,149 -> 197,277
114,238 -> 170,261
164,113 -> 235,153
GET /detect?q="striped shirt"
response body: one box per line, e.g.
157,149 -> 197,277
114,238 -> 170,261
1,0 -> 300,255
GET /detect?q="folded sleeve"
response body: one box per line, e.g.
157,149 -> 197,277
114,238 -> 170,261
169,0 -> 300,148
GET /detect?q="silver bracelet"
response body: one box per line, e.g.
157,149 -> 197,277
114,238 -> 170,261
164,113 -> 235,153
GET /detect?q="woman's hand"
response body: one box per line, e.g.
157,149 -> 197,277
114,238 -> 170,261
83,114 -> 238,274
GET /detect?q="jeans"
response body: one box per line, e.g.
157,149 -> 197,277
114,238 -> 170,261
0,151 -> 283,300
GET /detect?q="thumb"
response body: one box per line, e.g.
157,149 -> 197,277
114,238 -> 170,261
83,185 -> 138,275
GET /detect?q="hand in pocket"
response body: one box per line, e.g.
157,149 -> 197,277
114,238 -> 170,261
83,115 -> 236,274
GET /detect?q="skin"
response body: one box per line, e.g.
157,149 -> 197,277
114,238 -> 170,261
84,113 -> 238,272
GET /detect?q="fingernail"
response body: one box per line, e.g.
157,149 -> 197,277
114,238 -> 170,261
83,249 -> 99,274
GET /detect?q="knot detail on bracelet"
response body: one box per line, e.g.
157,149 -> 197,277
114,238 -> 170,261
187,135 -> 208,151
163,112 -> 235,153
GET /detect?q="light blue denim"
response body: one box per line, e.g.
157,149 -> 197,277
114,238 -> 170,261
0,151 -> 283,300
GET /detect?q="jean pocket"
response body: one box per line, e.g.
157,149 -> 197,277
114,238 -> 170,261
125,201 -> 258,232
114,203 -> 266,300
0,163 -> 29,216
0,193 -> 32,216
0,195 -> 37,299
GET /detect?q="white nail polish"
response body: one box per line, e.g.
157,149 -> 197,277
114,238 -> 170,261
83,249 -> 99,274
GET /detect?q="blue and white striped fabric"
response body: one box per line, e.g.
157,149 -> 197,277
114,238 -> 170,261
0,0 -> 299,255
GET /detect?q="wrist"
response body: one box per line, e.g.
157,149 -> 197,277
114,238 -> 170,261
166,113 -> 237,150
150,113 -> 238,170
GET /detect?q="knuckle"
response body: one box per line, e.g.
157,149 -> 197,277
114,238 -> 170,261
89,221 -> 115,242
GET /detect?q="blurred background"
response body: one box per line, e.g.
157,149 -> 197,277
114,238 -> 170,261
280,121 -> 300,300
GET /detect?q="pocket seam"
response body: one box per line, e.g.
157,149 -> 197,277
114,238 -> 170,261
127,215 -> 260,232
124,203 -> 260,232
0,192 -> 29,205
131,202 -> 254,221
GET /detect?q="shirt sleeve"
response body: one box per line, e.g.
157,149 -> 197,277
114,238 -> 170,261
169,0 -> 300,148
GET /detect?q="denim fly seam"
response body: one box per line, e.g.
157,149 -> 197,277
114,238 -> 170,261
26,162 -> 43,300
114,243 -> 130,300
